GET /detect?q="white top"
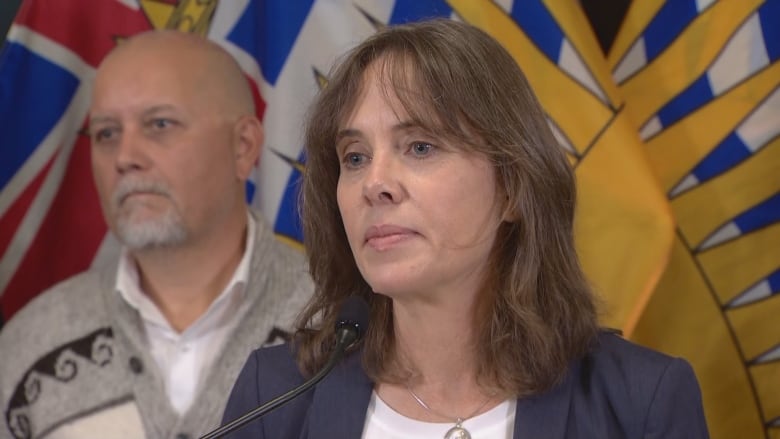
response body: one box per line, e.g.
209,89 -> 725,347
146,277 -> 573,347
115,213 -> 255,415
361,391 -> 516,439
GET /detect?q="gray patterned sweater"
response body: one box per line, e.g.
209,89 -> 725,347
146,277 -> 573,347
0,212 -> 313,439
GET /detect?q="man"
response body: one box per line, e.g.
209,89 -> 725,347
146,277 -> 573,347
0,31 -> 312,439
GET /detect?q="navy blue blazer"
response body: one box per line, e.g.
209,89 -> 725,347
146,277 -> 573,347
221,333 -> 709,438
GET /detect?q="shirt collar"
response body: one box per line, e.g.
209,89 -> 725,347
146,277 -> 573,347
116,210 -> 256,334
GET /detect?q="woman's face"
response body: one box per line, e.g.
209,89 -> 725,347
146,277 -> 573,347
335,66 -> 504,305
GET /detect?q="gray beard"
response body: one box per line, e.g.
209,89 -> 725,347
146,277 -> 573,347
115,206 -> 188,250
111,178 -> 188,250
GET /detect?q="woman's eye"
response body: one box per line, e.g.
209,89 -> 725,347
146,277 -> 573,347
343,152 -> 368,168
410,142 -> 434,157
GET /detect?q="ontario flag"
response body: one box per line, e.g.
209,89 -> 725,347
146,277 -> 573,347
0,1 -> 778,438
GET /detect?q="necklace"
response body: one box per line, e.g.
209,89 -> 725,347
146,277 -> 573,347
406,386 -> 494,439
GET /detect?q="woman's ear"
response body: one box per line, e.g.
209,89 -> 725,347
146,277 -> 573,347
499,181 -> 521,223
233,115 -> 263,180
502,202 -> 522,223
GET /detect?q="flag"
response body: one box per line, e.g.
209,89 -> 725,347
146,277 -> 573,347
1,1 -> 777,437
0,0 -> 151,319
610,1 -> 780,438
0,0 -> 311,319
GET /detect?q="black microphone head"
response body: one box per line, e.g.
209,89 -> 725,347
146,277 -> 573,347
335,296 -> 369,344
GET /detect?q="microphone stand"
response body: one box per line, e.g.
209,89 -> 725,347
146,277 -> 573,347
198,328 -> 357,439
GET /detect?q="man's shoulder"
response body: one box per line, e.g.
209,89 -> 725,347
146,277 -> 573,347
1,271 -> 107,337
0,271 -> 124,438
0,271 -> 113,373
249,210 -> 308,267
247,211 -> 314,319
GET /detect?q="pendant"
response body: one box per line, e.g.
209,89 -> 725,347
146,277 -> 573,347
444,424 -> 471,439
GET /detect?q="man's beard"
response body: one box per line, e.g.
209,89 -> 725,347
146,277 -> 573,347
111,178 -> 188,250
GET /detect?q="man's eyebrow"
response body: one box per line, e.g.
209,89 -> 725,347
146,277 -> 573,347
141,104 -> 178,117
89,104 -> 181,129
88,115 -> 115,125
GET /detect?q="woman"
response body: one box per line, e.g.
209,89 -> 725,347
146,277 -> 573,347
222,19 -> 708,438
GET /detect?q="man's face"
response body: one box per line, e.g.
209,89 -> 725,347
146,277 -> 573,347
89,45 -> 242,250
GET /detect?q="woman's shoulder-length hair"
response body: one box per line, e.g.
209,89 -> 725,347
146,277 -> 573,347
294,18 -> 599,397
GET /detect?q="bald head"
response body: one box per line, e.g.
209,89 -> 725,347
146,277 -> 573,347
88,30 -> 263,253
94,30 -> 254,117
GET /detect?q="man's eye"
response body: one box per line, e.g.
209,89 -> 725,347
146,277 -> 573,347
150,118 -> 173,129
92,127 -> 118,143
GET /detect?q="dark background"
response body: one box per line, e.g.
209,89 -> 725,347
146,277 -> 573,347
0,0 -> 23,45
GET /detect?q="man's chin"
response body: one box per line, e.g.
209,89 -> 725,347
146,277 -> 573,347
115,220 -> 188,250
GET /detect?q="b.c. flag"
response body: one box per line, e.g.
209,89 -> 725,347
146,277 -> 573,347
611,1 -> 780,438
1,1 -> 777,438
0,0 -> 302,320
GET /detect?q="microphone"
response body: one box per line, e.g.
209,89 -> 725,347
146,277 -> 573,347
199,295 -> 369,439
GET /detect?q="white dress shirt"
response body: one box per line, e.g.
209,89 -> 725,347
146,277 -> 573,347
115,214 -> 255,415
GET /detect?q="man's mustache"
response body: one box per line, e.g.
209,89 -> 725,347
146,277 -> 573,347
111,178 -> 172,208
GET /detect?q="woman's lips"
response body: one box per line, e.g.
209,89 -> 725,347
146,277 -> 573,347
364,225 -> 417,251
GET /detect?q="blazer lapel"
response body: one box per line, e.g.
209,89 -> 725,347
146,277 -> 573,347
304,351 -> 374,439
303,351 -> 578,439
513,364 -> 576,439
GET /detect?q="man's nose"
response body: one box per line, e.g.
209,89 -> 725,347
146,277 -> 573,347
115,128 -> 151,174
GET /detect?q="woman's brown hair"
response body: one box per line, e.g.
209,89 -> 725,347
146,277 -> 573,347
295,18 -> 599,397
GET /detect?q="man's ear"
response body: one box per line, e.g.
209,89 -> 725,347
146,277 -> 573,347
233,115 -> 263,180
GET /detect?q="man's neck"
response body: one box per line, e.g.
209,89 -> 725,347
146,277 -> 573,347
131,212 -> 249,332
